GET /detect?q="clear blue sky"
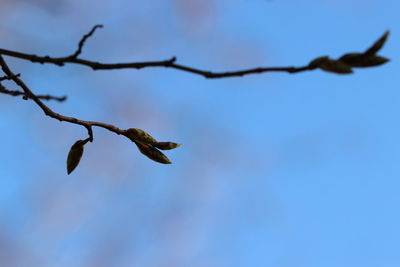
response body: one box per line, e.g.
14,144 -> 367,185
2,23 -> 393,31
0,0 -> 399,266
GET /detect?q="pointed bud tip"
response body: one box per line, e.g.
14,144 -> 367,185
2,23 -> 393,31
153,142 -> 182,150
384,30 -> 390,36
134,141 -> 173,164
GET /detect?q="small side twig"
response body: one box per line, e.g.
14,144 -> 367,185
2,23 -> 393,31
70,24 -> 103,58
85,125 -> 94,142
0,83 -> 67,102
0,73 -> 20,81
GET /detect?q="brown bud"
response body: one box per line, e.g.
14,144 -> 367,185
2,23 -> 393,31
339,53 -> 389,67
134,142 -> 172,164
338,53 -> 365,67
124,128 -> 158,145
309,56 -> 330,69
365,30 -> 390,55
363,55 -> 389,66
66,139 -> 89,174
318,58 -> 353,74
154,142 -> 182,150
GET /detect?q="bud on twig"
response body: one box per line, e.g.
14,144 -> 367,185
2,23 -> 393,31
339,53 -> 389,68
66,138 -> 89,174
309,56 -> 353,74
309,31 -> 390,74
134,141 -> 172,164
154,142 -> 181,150
123,128 -> 180,163
364,30 -> 390,55
309,56 -> 330,69
124,128 -> 158,145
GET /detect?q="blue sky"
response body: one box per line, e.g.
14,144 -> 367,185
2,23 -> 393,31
0,0 -> 399,266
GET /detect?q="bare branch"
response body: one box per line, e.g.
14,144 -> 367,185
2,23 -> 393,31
0,55 -> 179,166
0,26 -> 390,170
70,24 -> 103,58
0,83 -> 67,102
0,47 -> 314,78
0,55 -> 124,139
0,26 -> 389,79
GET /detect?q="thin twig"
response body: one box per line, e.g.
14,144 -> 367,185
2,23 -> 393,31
0,48 -> 314,78
0,83 -> 67,102
70,24 -> 103,58
85,125 -> 94,142
0,73 -> 20,81
0,55 -> 125,140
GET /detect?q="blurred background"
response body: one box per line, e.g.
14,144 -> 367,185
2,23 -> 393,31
0,0 -> 399,266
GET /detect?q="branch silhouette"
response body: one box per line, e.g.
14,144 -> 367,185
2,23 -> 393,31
0,83 -> 67,102
0,54 -> 180,173
0,55 -> 124,135
0,25 -> 391,173
0,26 -> 389,78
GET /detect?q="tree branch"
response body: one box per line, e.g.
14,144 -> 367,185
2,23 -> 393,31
0,26 -> 390,172
0,26 -> 389,79
0,82 -> 67,102
0,55 -> 124,138
0,27 -> 389,79
0,55 -> 180,170
0,47 -> 314,78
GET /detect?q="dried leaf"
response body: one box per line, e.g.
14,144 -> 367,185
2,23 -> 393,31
134,142 -> 172,164
318,58 -> 353,74
339,53 -> 389,67
154,142 -> 182,150
66,139 -> 89,174
365,30 -> 390,55
124,128 -> 158,145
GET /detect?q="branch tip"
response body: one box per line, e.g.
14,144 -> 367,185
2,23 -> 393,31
169,56 -> 177,63
71,24 -> 104,58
